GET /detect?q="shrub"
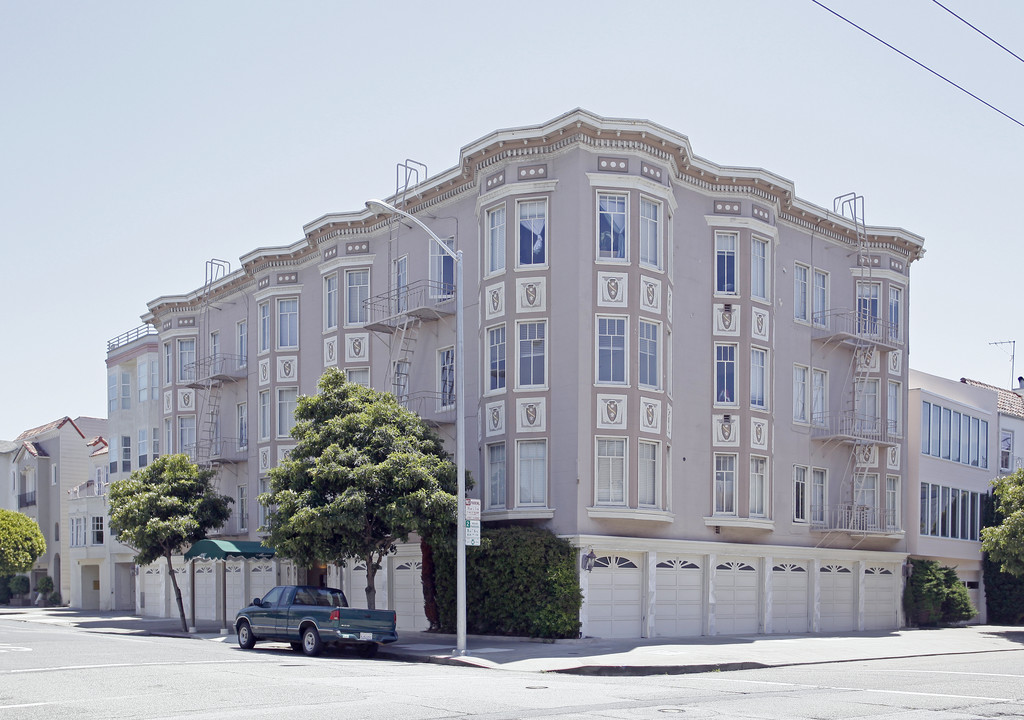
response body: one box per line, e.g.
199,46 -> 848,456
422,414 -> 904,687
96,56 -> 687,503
36,576 -> 54,595
0,575 -> 11,604
8,575 -> 30,598
47,591 -> 62,607
903,558 -> 977,626
982,492 -> 1024,623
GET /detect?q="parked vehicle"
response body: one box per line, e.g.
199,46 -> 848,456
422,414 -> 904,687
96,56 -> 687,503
234,585 -> 398,657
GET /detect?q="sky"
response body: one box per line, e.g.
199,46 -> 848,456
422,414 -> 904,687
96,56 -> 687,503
2,0 -> 1023,441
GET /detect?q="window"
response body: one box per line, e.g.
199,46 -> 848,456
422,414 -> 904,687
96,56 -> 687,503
138,429 -> 147,468
345,367 -> 370,387
794,264 -> 809,321
715,344 -> 737,404
430,237 -> 455,298
151,357 -> 159,398
121,371 -> 131,409
394,256 -> 408,313
121,435 -> 131,473
812,269 -> 828,326
177,338 -> 195,383
346,269 -> 369,325
152,427 -> 160,459
1001,429 -> 1014,472
258,391 -> 270,441
138,361 -> 148,403
750,456 -> 767,517
164,418 -> 172,455
163,342 -> 173,385
597,317 -> 626,384
209,331 -> 220,373
91,516 -> 104,545
889,286 -> 902,343
598,193 -> 627,260
714,454 -> 736,515
237,320 -> 248,368
258,301 -> 270,353
596,438 -> 626,505
108,435 -> 118,474
888,381 -> 902,436
439,347 -> 455,409
237,402 -> 248,450
277,298 -> 298,349
639,320 -> 659,389
794,466 -> 807,522
487,443 -> 506,510
638,440 -> 659,506
855,379 -> 879,434
324,274 -> 338,330
639,197 -> 661,269
518,321 -> 546,388
258,478 -> 269,530
237,484 -> 248,533
715,232 -> 737,294
811,468 -> 826,524
277,387 -> 298,438
750,347 -> 767,408
486,204 -> 506,274
812,369 -> 827,425
793,365 -> 808,422
518,199 -> 546,266
751,237 -> 768,301
885,476 -> 900,529
107,373 -> 117,412
178,416 -> 196,458
857,281 -> 881,335
51,465 -> 57,486
517,440 -> 547,506
487,325 -> 506,392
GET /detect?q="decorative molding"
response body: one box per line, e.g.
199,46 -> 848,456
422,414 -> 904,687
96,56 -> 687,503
751,418 -> 768,450
752,307 -> 769,341
597,395 -> 627,428
484,401 -> 505,437
714,414 -> 740,446
640,397 -> 661,434
714,304 -> 740,336
597,272 -> 628,307
324,337 -> 337,367
640,276 -> 661,314
177,389 -> 195,412
516,277 -> 546,313
258,358 -> 270,386
484,282 -> 505,319
276,356 -> 298,382
516,397 -> 546,433
345,333 -> 369,362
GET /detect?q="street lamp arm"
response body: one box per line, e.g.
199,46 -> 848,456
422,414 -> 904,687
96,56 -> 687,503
365,199 -> 458,261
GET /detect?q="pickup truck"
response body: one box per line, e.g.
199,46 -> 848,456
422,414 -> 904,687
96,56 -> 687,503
234,585 -> 398,657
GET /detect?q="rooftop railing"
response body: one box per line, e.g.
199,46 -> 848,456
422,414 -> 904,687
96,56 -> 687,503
107,324 -> 158,351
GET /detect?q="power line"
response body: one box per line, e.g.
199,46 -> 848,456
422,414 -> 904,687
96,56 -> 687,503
811,0 -> 1024,130
931,0 -> 1024,66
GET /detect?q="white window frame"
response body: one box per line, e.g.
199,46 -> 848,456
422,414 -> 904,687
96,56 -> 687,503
120,371 -> 130,409
597,192 -> 628,262
812,368 -> 827,426
751,236 -> 769,301
487,324 -> 506,393
258,390 -> 270,441
237,484 -> 248,533
1001,429 -> 1014,473
163,342 -> 173,386
811,467 -> 827,524
750,456 -> 768,518
277,297 -> 298,350
345,268 -> 369,326
715,343 -> 737,406
393,255 -> 408,314
888,380 -> 902,437
794,465 -> 808,522
486,442 -> 506,510
885,475 -> 900,530
855,378 -> 880,434
324,273 -> 338,331
258,301 -> 270,354
596,315 -> 627,385
638,319 -> 660,390
237,320 -> 248,368
138,428 -> 147,468
639,196 -> 662,270
889,285 -> 903,343
438,346 -> 456,410
486,203 -> 506,275
178,415 -> 196,459
164,418 -> 172,455
794,263 -> 809,322
236,402 -> 248,451
516,198 -> 548,268
793,364 -> 809,423
345,367 -> 370,387
138,360 -> 148,403
638,440 -> 659,507
750,346 -> 767,409
91,516 -> 104,546
107,373 -> 117,413
715,231 -> 738,295
277,387 -> 298,438
517,320 -> 547,389
812,269 -> 828,326
714,453 -> 737,516
430,236 -> 455,299
516,439 -> 547,507
595,437 -> 626,506
857,281 -> 881,335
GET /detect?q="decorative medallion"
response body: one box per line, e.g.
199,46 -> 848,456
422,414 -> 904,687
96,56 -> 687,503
598,273 -> 628,307
714,415 -> 740,446
516,278 -> 545,312
640,397 -> 661,433
714,304 -> 740,336
597,394 -> 627,428
640,276 -> 662,313
889,349 -> 902,374
277,356 -> 297,382
752,308 -> 769,341
277,446 -> 293,463
346,333 -> 369,362
855,346 -> 878,372
177,389 -> 195,412
855,444 -> 877,467
665,405 -> 672,440
485,401 -> 505,437
515,397 -> 546,433
324,338 -> 337,367
667,288 -> 673,323
259,358 -> 270,386
751,418 -> 768,450
259,447 -> 270,471
485,282 -> 505,319
888,445 -> 900,470
163,390 -> 172,414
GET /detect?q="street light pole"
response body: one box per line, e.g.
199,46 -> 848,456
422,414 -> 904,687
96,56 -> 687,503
365,199 -> 467,655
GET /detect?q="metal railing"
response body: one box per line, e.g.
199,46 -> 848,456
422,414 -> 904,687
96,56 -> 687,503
184,438 -> 248,464
107,324 -> 158,351
810,503 -> 900,534
183,354 -> 247,383
17,491 -> 36,508
364,279 -> 456,330
811,310 -> 900,348
811,412 -> 898,445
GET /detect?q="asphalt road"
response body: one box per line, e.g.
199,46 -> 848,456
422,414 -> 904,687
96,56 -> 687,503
2,618 -> 1023,719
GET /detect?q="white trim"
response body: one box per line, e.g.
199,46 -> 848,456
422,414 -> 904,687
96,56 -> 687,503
253,284 -> 305,302
703,214 -> 778,239
475,179 -> 559,210
586,507 -> 674,522
585,172 -> 678,211
319,254 -> 377,275
702,516 -> 775,531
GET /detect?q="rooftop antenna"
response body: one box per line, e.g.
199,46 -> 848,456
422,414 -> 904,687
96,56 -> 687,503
990,340 -> 1016,388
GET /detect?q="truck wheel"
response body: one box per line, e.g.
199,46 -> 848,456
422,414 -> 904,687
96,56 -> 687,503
301,626 -> 324,656
237,621 -> 256,650
357,643 -> 378,659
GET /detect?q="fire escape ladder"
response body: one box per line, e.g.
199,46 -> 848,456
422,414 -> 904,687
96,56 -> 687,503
193,258 -> 231,466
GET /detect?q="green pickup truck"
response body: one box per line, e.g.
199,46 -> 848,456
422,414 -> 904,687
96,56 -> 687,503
234,585 -> 398,657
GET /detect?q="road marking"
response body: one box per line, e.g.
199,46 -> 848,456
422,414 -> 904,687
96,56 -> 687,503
897,669 -> 1024,679
708,677 -> 1020,703
0,645 -> 31,653
3,659 -> 273,675
0,702 -> 57,710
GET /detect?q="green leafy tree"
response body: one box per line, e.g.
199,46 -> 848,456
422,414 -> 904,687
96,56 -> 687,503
981,469 -> 1024,576
903,558 -> 977,626
108,454 -> 232,632
262,368 -> 457,610
0,509 -> 46,577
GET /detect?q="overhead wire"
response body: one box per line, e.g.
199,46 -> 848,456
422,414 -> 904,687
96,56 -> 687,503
811,0 -> 1024,130
931,0 -> 1024,65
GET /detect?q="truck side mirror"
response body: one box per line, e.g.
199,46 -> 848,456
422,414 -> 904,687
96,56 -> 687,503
252,598 -> 263,607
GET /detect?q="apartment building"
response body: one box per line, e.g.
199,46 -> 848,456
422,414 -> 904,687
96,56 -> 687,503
127,109 -> 925,636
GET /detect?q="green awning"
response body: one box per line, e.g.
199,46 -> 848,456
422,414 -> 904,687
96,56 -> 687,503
184,539 -> 275,560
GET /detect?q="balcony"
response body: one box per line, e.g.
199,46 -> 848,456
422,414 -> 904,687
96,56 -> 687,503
812,310 -> 899,352
811,412 -> 898,446
185,354 -> 248,387
18,491 -> 36,508
396,391 -> 456,427
107,324 -> 157,352
810,503 -> 902,537
186,438 -> 249,465
363,279 -> 455,333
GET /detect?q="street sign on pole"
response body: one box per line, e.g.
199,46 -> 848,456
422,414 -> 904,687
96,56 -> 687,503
465,498 -> 480,546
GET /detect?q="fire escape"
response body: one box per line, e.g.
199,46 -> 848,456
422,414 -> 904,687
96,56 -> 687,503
810,193 -> 901,538
362,160 -> 457,426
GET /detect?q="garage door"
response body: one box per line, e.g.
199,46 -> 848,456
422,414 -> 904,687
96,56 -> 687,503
141,565 -> 163,617
655,557 -> 703,637
587,555 -> 643,638
249,561 -> 277,603
713,560 -> 759,635
771,563 -> 808,634
863,566 -> 898,630
193,562 -> 216,621
346,561 -> 368,609
819,563 -> 855,632
393,560 -> 430,631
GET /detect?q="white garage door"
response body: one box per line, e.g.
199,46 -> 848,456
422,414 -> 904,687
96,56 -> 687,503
393,560 -> 430,631
819,563 -> 855,632
193,563 -> 217,621
771,563 -> 808,634
587,555 -> 643,638
141,565 -> 163,617
713,560 -> 759,635
249,561 -> 277,603
654,557 -> 703,637
863,566 -> 898,630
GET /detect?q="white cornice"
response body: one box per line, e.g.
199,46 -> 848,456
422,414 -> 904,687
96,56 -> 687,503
475,179 -> 559,215
319,255 -> 377,275
586,173 -> 678,212
704,214 -> 778,239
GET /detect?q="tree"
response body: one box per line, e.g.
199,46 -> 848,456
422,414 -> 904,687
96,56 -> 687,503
262,368 -> 457,610
0,508 -> 46,577
981,469 -> 1024,576
108,454 -> 232,632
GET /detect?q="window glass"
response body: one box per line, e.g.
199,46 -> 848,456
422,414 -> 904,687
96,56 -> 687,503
518,200 -> 546,266
750,457 -> 767,517
439,347 -> 455,409
277,387 -> 298,437
596,438 -> 626,504
518,321 -> 546,387
278,298 -> 298,349
794,264 -> 808,321
715,233 -> 737,294
639,321 -> 659,389
638,441 -> 657,506
750,348 -> 766,408
751,237 -> 768,300
793,466 -> 807,522
639,197 -> 660,268
598,194 -> 627,260
716,345 -> 736,404
517,440 -> 547,505
487,205 -> 506,274
714,454 -> 736,514
487,443 -> 506,509
812,270 -> 827,325
324,274 -> 338,330
597,317 -> 626,384
488,326 -> 506,391
346,269 -> 369,325
793,365 -> 808,422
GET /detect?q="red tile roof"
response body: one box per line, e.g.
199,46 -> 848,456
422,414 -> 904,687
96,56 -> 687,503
14,417 -> 85,442
961,378 -> 1024,419
21,441 -> 49,458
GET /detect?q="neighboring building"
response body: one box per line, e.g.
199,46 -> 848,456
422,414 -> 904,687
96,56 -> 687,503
10,416 -> 106,602
127,109 -> 926,636
907,371 -> 997,622
0,440 -> 18,511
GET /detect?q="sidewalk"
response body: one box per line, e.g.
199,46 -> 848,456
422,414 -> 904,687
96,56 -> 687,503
2,606 -> 1021,676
